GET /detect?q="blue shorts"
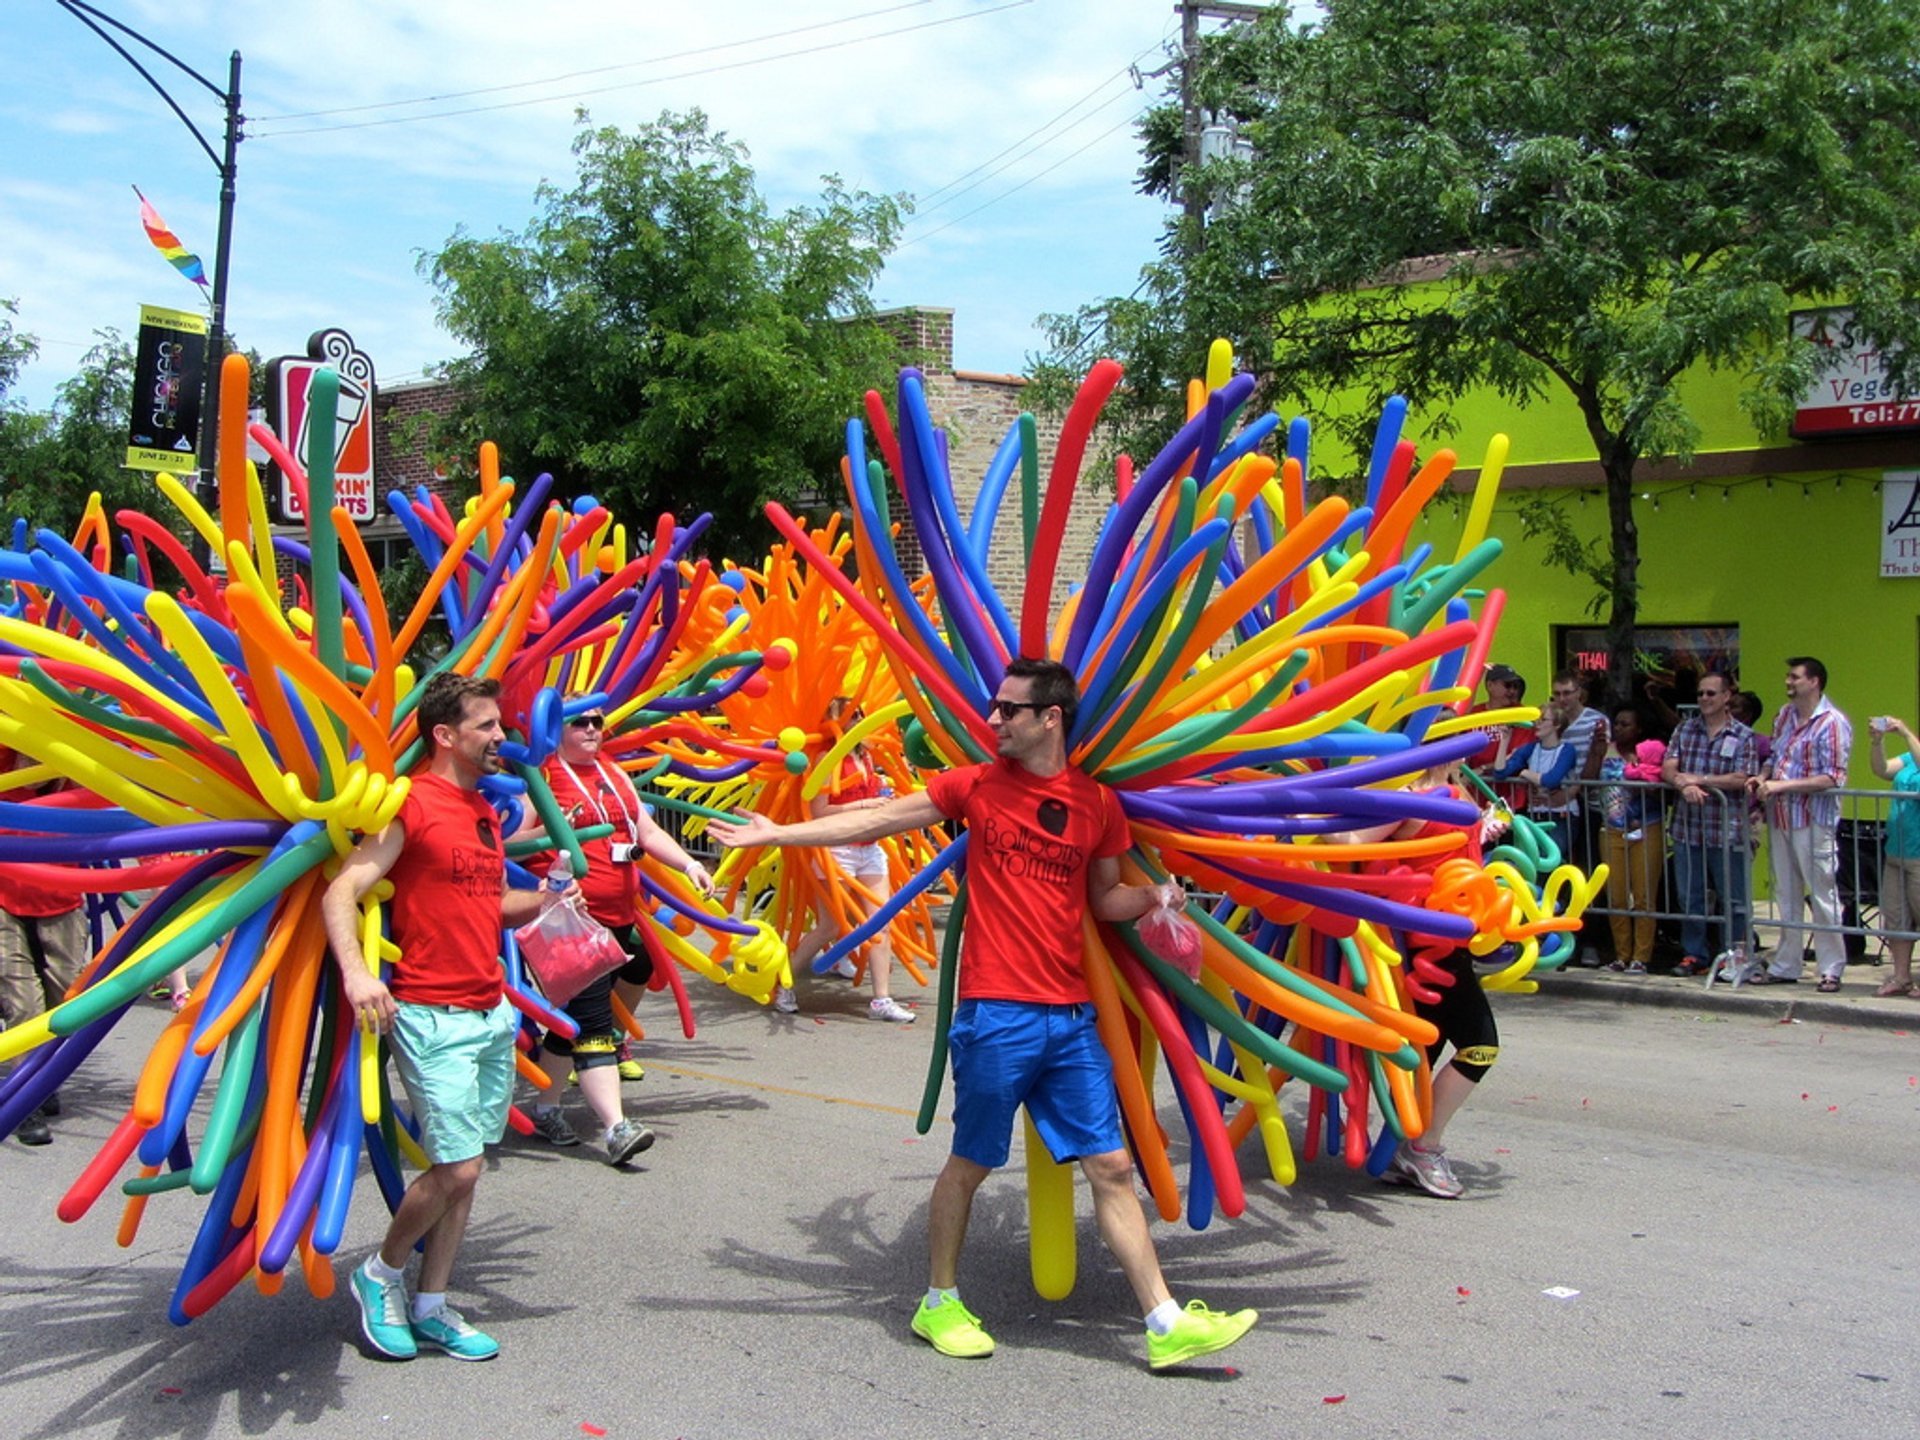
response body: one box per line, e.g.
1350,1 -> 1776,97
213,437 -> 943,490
948,998 -> 1124,1169
390,997 -> 517,1165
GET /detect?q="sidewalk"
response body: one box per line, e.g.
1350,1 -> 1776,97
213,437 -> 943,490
1527,958 -> 1920,1032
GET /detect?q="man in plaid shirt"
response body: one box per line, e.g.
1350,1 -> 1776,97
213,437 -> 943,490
1748,657 -> 1853,990
1660,673 -> 1760,974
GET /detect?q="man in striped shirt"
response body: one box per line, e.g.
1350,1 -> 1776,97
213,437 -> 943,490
1747,657 -> 1853,989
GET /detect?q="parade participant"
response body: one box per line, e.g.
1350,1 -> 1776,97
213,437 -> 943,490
0,743 -> 85,1147
526,704 -> 714,1161
1661,673 -> 1760,975
1747,657 -> 1852,990
776,697 -> 915,1022
323,674 -> 572,1362
1338,764 -> 1500,1198
710,658 -> 1257,1371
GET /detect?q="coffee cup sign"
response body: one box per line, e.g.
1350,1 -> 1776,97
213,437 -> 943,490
265,329 -> 379,523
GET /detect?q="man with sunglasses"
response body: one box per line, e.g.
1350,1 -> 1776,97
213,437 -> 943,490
711,657 -> 1257,1371
1661,672 -> 1760,975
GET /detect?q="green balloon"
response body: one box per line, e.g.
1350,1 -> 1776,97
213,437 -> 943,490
902,717 -> 941,770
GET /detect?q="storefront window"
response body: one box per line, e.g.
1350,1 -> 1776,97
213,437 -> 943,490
1553,624 -> 1742,710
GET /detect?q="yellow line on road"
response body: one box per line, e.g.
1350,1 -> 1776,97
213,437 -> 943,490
646,1061 -> 942,1123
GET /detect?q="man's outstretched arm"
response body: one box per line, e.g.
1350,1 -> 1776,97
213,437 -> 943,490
710,790 -> 945,851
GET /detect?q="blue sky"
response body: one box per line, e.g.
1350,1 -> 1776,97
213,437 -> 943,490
1,0 -> 1283,412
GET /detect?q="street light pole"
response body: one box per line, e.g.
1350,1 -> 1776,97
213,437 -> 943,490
56,0 -> 241,518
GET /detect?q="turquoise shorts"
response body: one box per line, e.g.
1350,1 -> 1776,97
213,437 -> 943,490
390,997 -> 517,1165
948,998 -> 1123,1169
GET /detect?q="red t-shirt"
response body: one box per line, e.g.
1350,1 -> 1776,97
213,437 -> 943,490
926,759 -> 1130,1005
542,756 -> 642,929
823,749 -> 883,805
384,774 -> 507,1010
0,747 -> 82,918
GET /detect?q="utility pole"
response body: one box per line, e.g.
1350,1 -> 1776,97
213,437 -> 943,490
1175,2 -> 1271,243
57,1 -> 241,534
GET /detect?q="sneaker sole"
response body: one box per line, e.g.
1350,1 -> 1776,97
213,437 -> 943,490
412,1334 -> 498,1362
910,1317 -> 994,1358
606,1130 -> 656,1165
1381,1162 -> 1462,1199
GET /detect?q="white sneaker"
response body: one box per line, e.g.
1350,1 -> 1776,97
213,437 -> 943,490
772,986 -> 799,1014
1388,1141 -> 1463,1198
869,996 -> 916,1024
831,957 -> 858,980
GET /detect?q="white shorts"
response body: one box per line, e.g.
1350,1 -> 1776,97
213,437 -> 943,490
829,843 -> 886,878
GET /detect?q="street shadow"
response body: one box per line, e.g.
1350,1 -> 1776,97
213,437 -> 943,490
640,1181 -> 1362,1366
1269,1150 -> 1517,1226
0,1212 -> 555,1440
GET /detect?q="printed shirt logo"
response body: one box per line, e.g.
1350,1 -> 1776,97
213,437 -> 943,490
980,805 -> 1085,887
1036,798 -> 1070,836
451,816 -> 502,898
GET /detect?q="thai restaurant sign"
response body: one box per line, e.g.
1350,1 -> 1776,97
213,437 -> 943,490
1791,307 -> 1918,438
1881,471 -> 1920,578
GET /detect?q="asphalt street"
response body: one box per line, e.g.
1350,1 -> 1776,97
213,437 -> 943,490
2,978 -> 1917,1439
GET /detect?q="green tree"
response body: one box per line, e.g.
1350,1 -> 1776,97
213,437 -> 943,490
424,110 -> 909,559
0,298 -> 35,403
1043,0 -> 1920,702
0,327 -> 169,539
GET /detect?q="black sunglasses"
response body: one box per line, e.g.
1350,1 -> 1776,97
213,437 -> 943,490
987,699 -> 1050,720
567,714 -> 606,729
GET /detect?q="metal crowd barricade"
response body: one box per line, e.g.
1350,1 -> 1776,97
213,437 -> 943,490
1533,778 -> 1916,967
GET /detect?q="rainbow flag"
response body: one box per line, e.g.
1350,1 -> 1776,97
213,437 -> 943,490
134,186 -> 208,288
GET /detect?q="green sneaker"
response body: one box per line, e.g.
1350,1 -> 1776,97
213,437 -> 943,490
910,1297 -> 995,1357
350,1264 -> 416,1360
1147,1300 -> 1257,1370
410,1304 -> 499,1361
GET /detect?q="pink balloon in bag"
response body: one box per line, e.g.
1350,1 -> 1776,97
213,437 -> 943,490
515,899 -> 627,1008
1138,896 -> 1203,979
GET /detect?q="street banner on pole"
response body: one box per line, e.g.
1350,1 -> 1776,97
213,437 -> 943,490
125,303 -> 209,474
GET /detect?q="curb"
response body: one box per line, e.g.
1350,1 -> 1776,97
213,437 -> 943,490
1514,972 -> 1920,1033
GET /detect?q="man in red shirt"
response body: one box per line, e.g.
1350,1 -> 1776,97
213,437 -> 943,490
323,673 -> 571,1363
712,657 -> 1257,1371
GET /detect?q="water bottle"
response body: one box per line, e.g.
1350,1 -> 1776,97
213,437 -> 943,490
545,850 -> 575,903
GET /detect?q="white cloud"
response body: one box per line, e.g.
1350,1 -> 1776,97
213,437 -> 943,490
6,0 -> 1270,410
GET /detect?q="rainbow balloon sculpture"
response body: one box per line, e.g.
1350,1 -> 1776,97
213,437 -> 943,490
0,355 -> 781,1321
650,517 -> 956,998
756,341 -> 1602,1296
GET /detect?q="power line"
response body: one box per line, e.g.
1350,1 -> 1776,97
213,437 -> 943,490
914,32 -> 1171,211
251,0 -> 941,123
914,83 -> 1140,221
249,1 -> 1033,139
897,106 -> 1149,251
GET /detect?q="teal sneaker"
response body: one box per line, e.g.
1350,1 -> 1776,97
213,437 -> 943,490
910,1297 -> 994,1358
350,1264 -> 416,1360
1147,1300 -> 1257,1370
410,1304 -> 500,1361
